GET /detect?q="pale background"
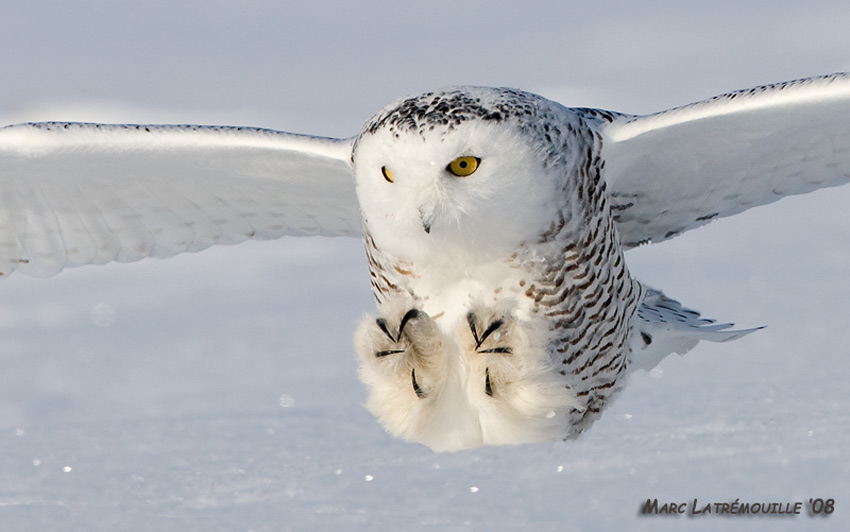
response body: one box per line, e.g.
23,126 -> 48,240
0,1 -> 848,530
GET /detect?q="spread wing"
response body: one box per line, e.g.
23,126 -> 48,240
0,123 -> 359,277
600,73 -> 850,247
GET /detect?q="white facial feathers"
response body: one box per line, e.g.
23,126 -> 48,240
351,88 -> 568,269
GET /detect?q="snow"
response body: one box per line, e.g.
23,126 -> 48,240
0,2 -> 848,530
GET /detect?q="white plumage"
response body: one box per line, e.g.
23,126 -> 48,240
0,124 -> 358,277
1,73 -> 848,451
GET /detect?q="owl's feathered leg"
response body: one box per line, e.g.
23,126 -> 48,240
354,299 -> 447,398
465,311 -> 517,397
458,305 -> 587,443
353,299 -> 457,444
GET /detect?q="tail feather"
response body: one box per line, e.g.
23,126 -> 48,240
627,288 -> 762,373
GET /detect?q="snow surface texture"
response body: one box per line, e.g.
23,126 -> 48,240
0,2 -> 848,531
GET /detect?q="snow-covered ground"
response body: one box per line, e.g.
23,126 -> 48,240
1,2 -> 848,530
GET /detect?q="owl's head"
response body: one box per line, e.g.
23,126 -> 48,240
351,87 -> 573,268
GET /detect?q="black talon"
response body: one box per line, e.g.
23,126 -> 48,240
411,369 -> 426,398
480,346 -> 513,354
467,313 -> 480,345
398,309 -> 421,337
376,349 -> 405,358
376,318 -> 396,342
485,367 -> 494,397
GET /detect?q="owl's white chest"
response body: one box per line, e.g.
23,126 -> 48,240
380,242 -> 547,340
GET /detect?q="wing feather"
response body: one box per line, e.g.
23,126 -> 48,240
0,122 -> 360,277
601,73 -> 850,246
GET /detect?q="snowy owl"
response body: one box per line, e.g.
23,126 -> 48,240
1,73 -> 849,451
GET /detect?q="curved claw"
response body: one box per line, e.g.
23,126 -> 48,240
411,368 -> 426,398
375,318 -> 395,342
398,309 -> 421,338
480,346 -> 513,354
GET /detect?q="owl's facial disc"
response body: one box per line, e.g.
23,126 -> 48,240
353,87 -> 565,267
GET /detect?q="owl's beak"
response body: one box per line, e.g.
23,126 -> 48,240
418,207 -> 434,234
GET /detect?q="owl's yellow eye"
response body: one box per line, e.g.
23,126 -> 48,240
447,156 -> 480,177
381,166 -> 394,183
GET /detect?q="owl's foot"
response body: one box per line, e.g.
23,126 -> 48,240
462,309 -> 519,398
466,311 -> 514,354
354,304 -> 446,397
364,308 -> 443,360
